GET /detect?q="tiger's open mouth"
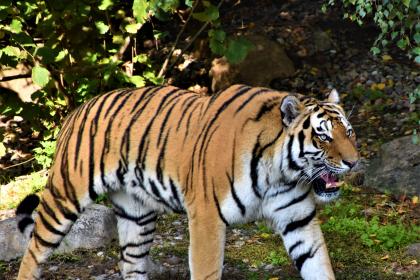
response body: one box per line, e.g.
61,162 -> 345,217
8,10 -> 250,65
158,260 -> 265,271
312,173 -> 343,197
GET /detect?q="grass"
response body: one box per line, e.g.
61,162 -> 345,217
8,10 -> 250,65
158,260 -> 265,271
0,170 -> 47,210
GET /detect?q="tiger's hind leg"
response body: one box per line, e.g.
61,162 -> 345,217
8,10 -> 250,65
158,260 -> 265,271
16,188 -> 86,280
110,191 -> 157,280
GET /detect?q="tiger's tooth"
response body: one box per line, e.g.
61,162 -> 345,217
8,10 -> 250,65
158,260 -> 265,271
326,183 -> 332,188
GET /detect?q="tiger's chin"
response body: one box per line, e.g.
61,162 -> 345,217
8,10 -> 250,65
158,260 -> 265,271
312,173 -> 342,203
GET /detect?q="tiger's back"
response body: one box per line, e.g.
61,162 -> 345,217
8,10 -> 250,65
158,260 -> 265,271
16,84 -> 358,280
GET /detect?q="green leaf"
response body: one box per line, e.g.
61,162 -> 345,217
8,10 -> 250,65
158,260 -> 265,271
9,19 -> 22,33
391,31 -> 398,40
32,66 -> 50,87
2,46 -> 21,57
0,142 -> 6,158
95,21 -> 109,34
112,34 -> 125,44
99,0 -> 113,10
55,49 -> 68,62
192,4 -> 219,22
208,29 -> 226,42
414,33 -> 420,44
133,54 -> 148,63
371,46 -> 381,55
415,55 -> 420,64
209,39 -> 225,55
412,47 -> 420,55
125,23 -> 141,34
185,0 -> 194,7
132,0 -> 149,24
225,37 -> 253,64
129,75 -> 145,87
402,0 -> 411,7
396,38 -> 407,49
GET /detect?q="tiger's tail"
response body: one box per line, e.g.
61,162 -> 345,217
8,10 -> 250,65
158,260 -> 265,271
15,194 -> 40,236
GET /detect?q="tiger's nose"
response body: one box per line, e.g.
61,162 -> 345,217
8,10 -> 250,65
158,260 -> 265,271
342,160 -> 357,169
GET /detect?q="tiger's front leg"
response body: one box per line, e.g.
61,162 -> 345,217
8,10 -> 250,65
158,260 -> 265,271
187,206 -> 227,280
263,186 -> 335,280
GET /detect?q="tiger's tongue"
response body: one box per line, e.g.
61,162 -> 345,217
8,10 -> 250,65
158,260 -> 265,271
321,174 -> 337,188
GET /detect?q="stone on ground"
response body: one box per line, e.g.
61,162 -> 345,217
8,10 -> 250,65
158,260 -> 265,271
0,204 -> 117,261
365,136 -> 420,196
210,35 -> 295,92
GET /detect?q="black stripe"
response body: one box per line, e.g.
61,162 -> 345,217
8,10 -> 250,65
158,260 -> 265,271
250,130 -> 284,199
317,111 -> 326,118
302,116 -> 310,129
136,215 -> 158,227
34,231 -> 60,248
283,209 -> 316,235
234,88 -> 271,114
129,86 -> 157,113
54,199 -> 78,222
298,130 -> 305,158
149,180 -> 177,211
212,184 -> 229,226
127,270 -> 147,275
156,129 -> 171,187
275,188 -> 311,212
149,180 -> 163,200
287,135 -> 301,171
116,160 -> 127,185
41,200 -> 62,226
250,137 -> 263,199
227,172 -> 245,216
267,183 -> 297,198
253,100 -> 278,121
176,95 -> 200,131
113,204 -> 155,223
103,89 -> 133,117
139,227 -> 156,236
295,250 -> 311,271
295,245 -> 321,271
120,252 -> 135,264
121,239 -> 154,251
73,97 -> 100,167
37,211 -> 65,236
288,240 -> 303,255
29,249 -> 39,265
183,101 -> 202,142
157,93 -> 184,147
169,178 -> 182,209
199,125 -> 220,201
126,251 -> 149,259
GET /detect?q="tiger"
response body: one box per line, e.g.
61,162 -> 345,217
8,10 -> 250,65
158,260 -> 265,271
15,84 -> 359,280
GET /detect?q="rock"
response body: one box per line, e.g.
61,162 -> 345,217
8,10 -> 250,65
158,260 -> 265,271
365,136 -> 420,196
165,255 -> 182,265
406,243 -> 420,257
0,204 -> 117,261
210,35 -> 295,92
312,30 -> 333,53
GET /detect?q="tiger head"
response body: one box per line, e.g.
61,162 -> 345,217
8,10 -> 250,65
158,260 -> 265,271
281,89 -> 359,203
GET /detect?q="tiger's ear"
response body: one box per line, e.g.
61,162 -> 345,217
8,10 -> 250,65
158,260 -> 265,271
326,88 -> 340,104
281,95 -> 302,126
